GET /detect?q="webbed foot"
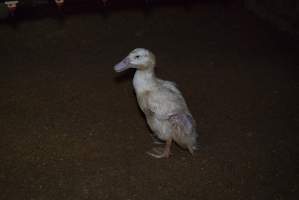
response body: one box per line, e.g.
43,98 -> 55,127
147,147 -> 171,158
146,139 -> 172,159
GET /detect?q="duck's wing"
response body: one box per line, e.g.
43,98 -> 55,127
147,87 -> 195,135
169,113 -> 195,135
147,85 -> 187,120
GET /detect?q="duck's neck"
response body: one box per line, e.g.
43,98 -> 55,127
133,68 -> 157,94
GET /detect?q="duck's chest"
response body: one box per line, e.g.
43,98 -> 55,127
136,91 -> 152,114
133,71 -> 157,115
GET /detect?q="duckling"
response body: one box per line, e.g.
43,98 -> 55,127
114,48 -> 198,158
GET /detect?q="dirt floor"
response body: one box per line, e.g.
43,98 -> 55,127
0,1 -> 298,200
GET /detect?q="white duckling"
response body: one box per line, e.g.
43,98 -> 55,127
114,48 -> 198,158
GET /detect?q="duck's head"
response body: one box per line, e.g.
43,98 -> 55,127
114,48 -> 156,72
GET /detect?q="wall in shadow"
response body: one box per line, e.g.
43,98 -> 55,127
244,0 -> 299,38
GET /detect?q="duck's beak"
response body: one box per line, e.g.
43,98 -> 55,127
114,57 -> 131,72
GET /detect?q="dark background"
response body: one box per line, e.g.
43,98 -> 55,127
0,0 -> 298,200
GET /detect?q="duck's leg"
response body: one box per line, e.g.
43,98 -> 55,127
147,138 -> 172,158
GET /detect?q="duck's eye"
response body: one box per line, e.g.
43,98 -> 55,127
135,55 -> 140,59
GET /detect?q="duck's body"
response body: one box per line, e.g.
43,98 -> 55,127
114,48 -> 198,158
